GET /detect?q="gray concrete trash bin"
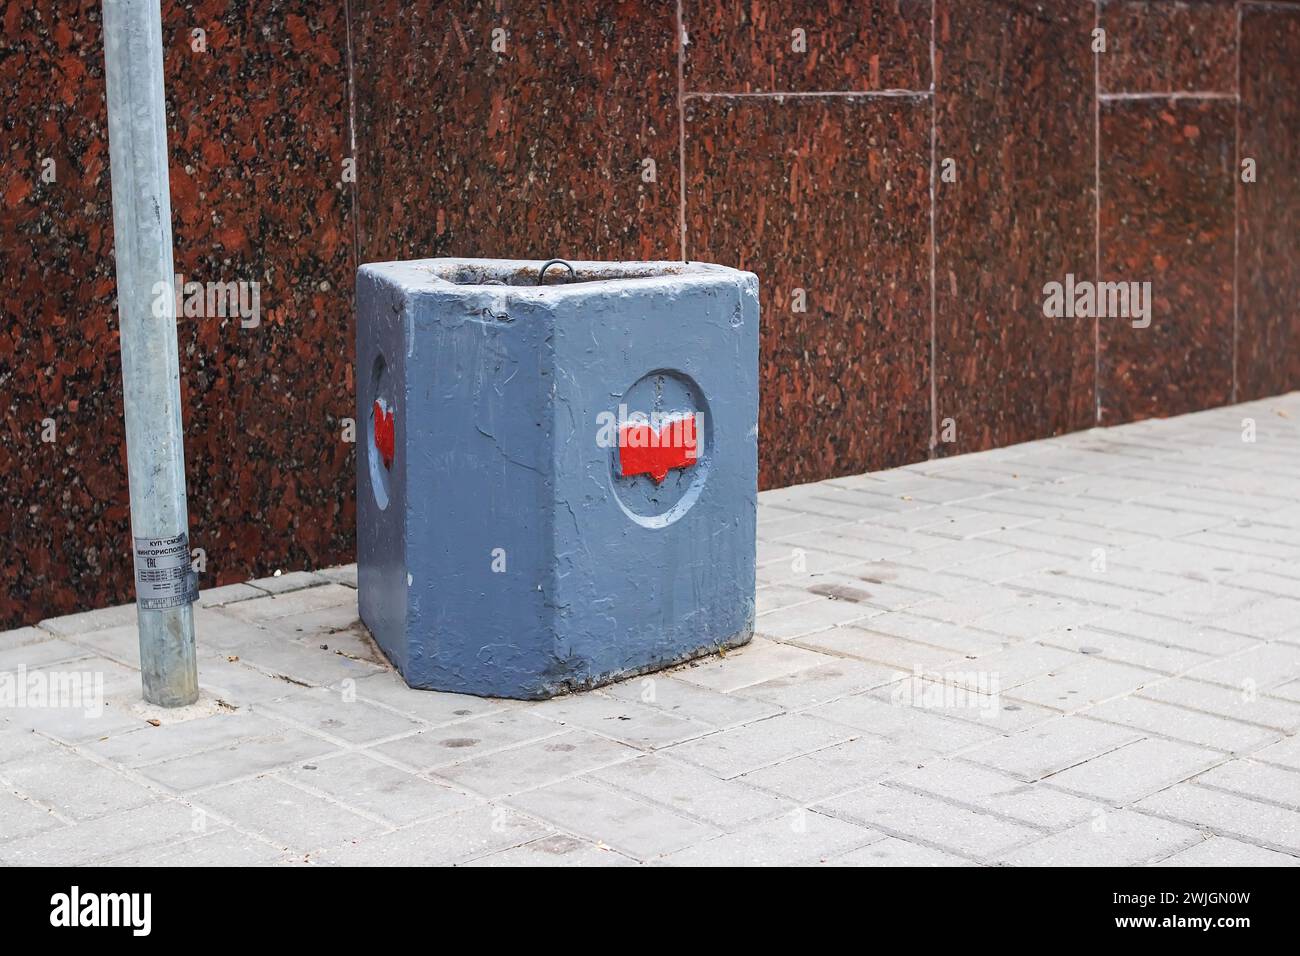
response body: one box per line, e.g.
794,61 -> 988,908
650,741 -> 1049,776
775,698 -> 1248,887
355,258 -> 760,699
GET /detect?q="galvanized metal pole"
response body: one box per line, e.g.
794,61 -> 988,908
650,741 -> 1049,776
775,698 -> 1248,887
102,0 -> 199,706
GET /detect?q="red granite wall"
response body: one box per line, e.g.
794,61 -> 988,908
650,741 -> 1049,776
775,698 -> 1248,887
2,0 -> 1297,627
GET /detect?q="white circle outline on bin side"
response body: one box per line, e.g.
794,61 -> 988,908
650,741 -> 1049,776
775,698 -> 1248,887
368,353 -> 391,511
608,369 -> 712,530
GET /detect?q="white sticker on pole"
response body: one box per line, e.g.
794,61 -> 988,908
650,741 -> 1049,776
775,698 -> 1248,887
133,533 -> 198,610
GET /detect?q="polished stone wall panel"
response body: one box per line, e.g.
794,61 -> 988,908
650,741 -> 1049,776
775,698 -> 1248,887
1099,0 -> 1237,94
685,95 -> 932,488
1238,5 -> 1300,399
933,0 -> 1097,455
351,0 -> 681,265
0,1 -> 354,626
683,0 -> 931,93
1098,98 -> 1235,423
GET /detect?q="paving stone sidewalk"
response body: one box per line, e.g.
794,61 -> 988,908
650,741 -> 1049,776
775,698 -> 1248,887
5,396 -> 1300,866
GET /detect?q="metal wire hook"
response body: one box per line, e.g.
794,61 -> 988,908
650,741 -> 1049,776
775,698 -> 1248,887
537,258 -> 576,286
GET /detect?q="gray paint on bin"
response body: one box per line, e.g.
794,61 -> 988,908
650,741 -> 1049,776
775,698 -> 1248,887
356,258 -> 758,699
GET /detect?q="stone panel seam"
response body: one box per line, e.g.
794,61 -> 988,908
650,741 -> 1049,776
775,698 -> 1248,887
343,0 -> 361,268
1094,0 -> 1102,426
1234,0 -> 1242,402
676,0 -> 687,260
929,0 -> 938,458
1098,92 -> 1237,101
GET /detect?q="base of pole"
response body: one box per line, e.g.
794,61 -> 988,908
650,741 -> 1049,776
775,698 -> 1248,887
136,603 -> 200,707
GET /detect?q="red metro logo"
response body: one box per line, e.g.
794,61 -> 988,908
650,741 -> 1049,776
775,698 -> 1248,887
617,413 -> 699,484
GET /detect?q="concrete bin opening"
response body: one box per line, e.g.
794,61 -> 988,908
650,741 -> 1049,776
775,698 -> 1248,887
356,258 -> 759,699
428,260 -> 694,287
